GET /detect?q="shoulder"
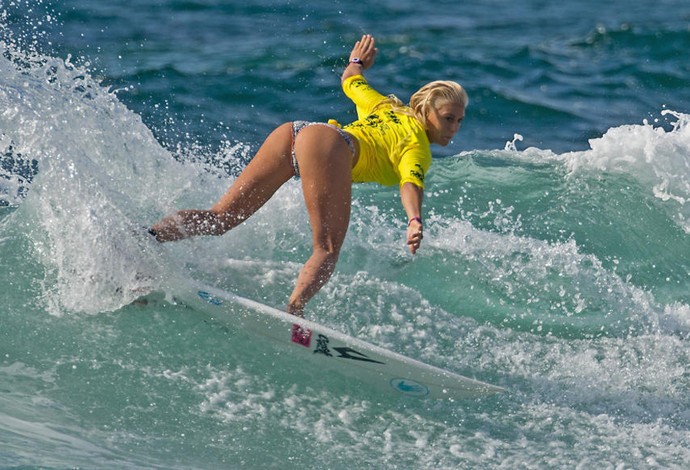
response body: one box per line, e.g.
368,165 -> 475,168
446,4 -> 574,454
401,114 -> 431,148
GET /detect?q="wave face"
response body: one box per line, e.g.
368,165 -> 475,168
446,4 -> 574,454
2,0 -> 690,468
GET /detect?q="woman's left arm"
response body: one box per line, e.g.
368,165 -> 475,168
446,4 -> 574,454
400,182 -> 424,254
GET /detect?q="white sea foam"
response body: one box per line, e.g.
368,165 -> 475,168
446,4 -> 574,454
564,109 -> 690,232
2,12 -> 689,469
0,41 -> 243,314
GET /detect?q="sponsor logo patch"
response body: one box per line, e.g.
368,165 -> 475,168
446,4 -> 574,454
389,378 -> 429,397
291,324 -> 312,347
197,290 -> 223,306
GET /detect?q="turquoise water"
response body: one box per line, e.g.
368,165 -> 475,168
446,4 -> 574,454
2,0 -> 690,468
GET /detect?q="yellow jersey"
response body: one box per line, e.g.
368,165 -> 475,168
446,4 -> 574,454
340,75 -> 432,189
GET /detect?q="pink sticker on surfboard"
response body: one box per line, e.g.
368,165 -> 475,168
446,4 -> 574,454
291,324 -> 312,348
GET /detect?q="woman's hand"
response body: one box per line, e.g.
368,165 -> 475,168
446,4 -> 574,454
406,218 -> 423,254
349,34 -> 378,70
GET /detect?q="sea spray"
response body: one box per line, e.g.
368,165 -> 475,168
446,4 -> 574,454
2,1 -> 690,468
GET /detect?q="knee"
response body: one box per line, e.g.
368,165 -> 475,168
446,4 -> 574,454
313,243 -> 341,268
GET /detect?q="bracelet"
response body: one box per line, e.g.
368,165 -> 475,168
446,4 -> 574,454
407,217 -> 422,227
349,57 -> 364,66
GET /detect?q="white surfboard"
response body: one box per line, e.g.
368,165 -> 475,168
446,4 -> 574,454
173,280 -> 504,400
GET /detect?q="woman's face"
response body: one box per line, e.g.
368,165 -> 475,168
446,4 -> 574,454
425,102 -> 465,146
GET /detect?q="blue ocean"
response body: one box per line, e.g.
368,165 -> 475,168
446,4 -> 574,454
2,0 -> 690,468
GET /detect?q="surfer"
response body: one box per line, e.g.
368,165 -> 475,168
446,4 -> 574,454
149,34 -> 468,316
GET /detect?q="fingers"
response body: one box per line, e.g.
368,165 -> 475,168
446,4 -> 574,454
359,34 -> 376,55
406,227 -> 423,254
358,34 -> 374,48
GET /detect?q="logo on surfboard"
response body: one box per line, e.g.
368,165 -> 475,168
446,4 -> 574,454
312,334 -> 385,364
197,290 -> 223,305
389,378 -> 430,397
291,324 -> 312,347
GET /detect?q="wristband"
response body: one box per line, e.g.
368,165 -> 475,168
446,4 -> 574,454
407,217 -> 422,227
349,58 -> 364,66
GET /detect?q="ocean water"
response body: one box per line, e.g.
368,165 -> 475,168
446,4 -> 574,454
2,0 -> 690,468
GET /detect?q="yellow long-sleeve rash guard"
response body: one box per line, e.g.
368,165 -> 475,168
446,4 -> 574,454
340,75 -> 432,189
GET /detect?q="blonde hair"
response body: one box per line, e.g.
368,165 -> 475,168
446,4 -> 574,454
409,81 -> 468,129
371,81 -> 468,129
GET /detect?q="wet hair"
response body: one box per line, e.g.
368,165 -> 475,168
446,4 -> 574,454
372,81 -> 468,129
409,81 -> 468,129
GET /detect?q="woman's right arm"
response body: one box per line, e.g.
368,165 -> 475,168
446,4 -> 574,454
400,182 -> 424,254
342,34 -> 378,83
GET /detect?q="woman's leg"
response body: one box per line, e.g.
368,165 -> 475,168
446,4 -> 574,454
287,125 -> 354,316
151,121 -> 354,315
150,122 -> 296,241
